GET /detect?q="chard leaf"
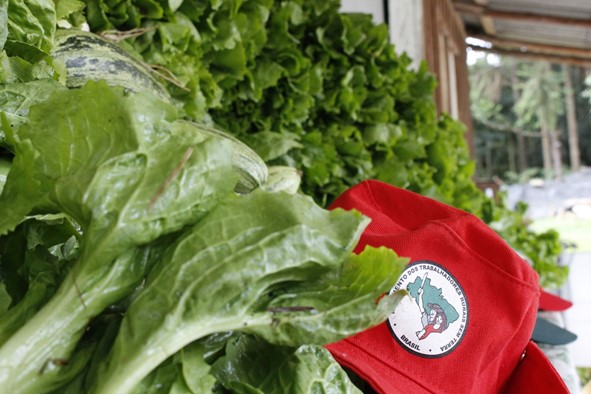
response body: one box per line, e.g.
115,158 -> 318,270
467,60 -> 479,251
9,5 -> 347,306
0,157 -> 9,193
178,342 -> 218,393
0,81 -> 237,240
212,334 -> 362,394
0,214 -> 79,346
93,190 -> 405,394
0,241 -> 155,393
45,312 -> 125,394
0,283 -> 9,316
248,246 -> 407,345
0,82 -> 237,393
131,340 -> 218,394
133,361 -> 187,394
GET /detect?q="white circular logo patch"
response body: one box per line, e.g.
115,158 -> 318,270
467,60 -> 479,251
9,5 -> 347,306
387,261 -> 468,358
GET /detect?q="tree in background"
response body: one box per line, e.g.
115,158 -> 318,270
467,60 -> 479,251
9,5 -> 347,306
579,71 -> 591,164
469,54 -> 588,181
514,62 -> 564,179
470,55 -> 538,178
563,64 -> 581,172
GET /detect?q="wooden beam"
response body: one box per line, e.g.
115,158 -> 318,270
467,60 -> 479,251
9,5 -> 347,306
480,15 -> 496,35
467,44 -> 591,67
484,9 -> 591,29
469,34 -> 591,59
454,2 -> 484,15
454,2 -> 591,28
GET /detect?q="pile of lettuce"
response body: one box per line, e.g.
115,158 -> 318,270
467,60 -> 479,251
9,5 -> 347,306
84,0 -> 479,208
79,0 -> 567,286
0,66 -> 408,394
0,2 -> 411,393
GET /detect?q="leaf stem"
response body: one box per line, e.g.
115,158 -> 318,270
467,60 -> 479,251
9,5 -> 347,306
93,315 -> 272,394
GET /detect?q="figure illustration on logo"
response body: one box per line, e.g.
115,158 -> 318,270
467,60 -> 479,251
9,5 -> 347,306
388,261 -> 468,357
408,272 -> 457,340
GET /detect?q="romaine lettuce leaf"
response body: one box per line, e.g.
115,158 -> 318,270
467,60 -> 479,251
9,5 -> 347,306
0,79 -> 65,146
5,0 -> 56,62
92,190 -> 406,394
0,81 -> 238,393
55,0 -> 85,22
0,50 -> 56,85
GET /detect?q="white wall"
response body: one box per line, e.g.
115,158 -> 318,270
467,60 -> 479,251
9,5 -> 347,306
340,0 -> 424,69
388,0 -> 424,69
339,0 -> 385,24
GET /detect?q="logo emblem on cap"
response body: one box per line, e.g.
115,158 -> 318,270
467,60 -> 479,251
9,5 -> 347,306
387,260 -> 468,358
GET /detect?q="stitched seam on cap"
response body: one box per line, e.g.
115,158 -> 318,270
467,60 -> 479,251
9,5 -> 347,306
431,218 -> 539,391
434,218 -> 539,291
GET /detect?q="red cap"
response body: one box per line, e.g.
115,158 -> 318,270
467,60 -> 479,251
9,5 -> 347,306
326,180 -> 568,394
539,289 -> 573,311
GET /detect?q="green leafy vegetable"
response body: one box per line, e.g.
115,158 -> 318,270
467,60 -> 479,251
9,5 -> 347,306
0,81 -> 238,393
212,334 -> 363,394
0,79 -> 66,146
0,80 -> 402,393
91,191 -> 406,394
76,0 -> 567,290
5,0 -> 56,62
128,337 -> 221,394
0,50 -> 57,85
55,0 -> 85,22
0,0 -> 7,51
0,157 -> 9,192
0,214 -> 79,345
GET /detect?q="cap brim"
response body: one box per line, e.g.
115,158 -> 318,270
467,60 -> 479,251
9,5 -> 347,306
539,289 -> 573,311
531,316 -> 578,345
502,341 -> 569,393
329,335 -> 570,394
327,335 -> 431,393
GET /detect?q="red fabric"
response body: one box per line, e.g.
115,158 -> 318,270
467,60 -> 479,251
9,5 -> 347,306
539,289 -> 573,311
325,180 -> 568,394
503,341 -> 569,393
